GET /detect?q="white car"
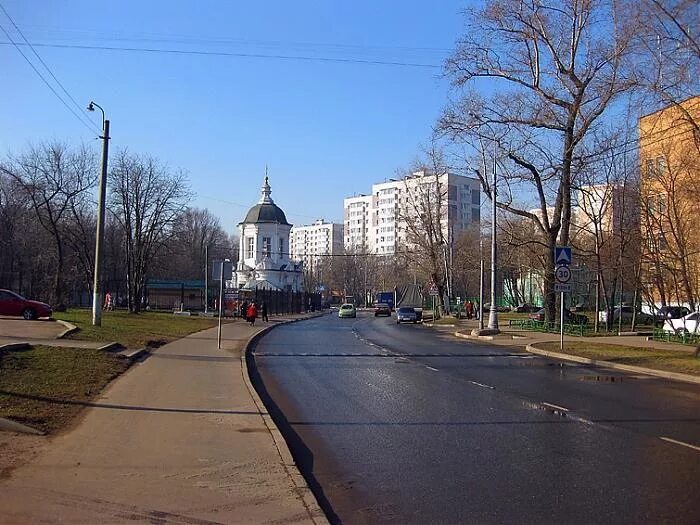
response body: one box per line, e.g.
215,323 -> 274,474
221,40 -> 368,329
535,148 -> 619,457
662,311 -> 700,334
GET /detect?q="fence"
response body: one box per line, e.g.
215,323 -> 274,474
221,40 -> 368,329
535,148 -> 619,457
652,327 -> 700,346
229,289 -> 322,317
507,318 -> 591,337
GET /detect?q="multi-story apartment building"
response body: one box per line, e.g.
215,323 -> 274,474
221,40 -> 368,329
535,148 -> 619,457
343,170 -> 481,254
290,219 -> 344,266
639,95 -> 700,308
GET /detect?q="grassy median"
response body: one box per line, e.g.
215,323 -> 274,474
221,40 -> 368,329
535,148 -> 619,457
538,341 -> 700,376
0,345 -> 129,434
54,309 -> 221,349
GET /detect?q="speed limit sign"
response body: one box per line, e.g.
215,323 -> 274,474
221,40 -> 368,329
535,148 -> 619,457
555,265 -> 571,283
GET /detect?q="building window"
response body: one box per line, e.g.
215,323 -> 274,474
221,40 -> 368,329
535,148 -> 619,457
262,237 -> 271,257
471,189 -> 480,205
279,238 -> 284,257
246,237 -> 254,259
472,208 -> 480,223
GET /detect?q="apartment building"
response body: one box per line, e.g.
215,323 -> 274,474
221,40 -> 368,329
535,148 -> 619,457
343,170 -> 481,254
639,95 -> 700,308
290,219 -> 344,266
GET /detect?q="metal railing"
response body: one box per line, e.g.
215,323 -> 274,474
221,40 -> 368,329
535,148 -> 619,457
652,327 -> 700,346
507,318 -> 590,337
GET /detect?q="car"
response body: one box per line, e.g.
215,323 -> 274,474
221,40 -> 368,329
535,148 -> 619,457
598,306 -> 655,325
662,311 -> 700,334
0,289 -> 53,320
529,308 -> 588,325
654,305 -> 690,324
512,303 -> 540,313
374,302 -> 391,316
338,303 -> 357,318
396,306 -> 418,324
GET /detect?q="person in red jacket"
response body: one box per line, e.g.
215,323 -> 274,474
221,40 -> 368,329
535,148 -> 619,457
247,302 -> 258,326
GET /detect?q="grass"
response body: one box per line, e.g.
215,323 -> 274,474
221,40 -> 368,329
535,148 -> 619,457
538,341 -> 700,376
0,345 -> 129,434
54,308 -> 221,349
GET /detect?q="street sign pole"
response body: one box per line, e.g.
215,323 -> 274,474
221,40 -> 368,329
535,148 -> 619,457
560,290 -> 565,351
218,260 -> 224,349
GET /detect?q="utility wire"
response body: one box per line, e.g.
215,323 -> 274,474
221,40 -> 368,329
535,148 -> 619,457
0,26 -> 99,135
0,41 -> 442,69
0,3 -> 98,132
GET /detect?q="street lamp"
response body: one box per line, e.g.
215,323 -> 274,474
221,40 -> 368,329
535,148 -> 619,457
87,101 -> 110,326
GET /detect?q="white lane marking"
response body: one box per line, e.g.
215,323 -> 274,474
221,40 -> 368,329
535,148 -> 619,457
469,381 -> 495,389
660,436 -> 700,452
542,402 -> 569,412
426,366 -> 439,372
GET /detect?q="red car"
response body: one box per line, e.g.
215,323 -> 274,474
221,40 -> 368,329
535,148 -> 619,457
0,289 -> 53,319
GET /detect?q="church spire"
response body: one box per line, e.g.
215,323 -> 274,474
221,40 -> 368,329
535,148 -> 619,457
259,170 -> 274,204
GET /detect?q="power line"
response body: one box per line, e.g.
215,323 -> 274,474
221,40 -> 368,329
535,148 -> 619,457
0,41 -> 442,69
0,3 -> 97,132
0,25 -> 99,135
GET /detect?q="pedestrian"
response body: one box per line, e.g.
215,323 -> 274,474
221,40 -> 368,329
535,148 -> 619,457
103,291 -> 112,311
261,301 -> 269,322
240,301 -> 248,321
465,301 -> 473,320
247,302 -> 258,326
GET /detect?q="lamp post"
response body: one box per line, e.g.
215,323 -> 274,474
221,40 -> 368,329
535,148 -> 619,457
487,134 -> 499,332
87,101 -> 110,326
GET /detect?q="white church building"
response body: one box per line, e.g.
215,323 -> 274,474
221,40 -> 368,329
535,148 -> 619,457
233,177 -> 303,292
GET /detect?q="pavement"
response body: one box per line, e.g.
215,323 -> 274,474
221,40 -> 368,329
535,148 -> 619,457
0,312 -> 329,525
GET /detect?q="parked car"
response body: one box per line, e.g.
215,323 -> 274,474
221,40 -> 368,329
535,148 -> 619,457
529,308 -> 588,325
662,311 -> 700,334
396,306 -> 418,324
598,306 -> 655,325
0,289 -> 52,320
654,306 -> 690,324
338,303 -> 357,319
374,302 -> 391,317
512,303 -> 540,313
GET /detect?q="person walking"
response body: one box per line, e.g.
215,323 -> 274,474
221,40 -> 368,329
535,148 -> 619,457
261,301 -> 269,322
240,301 -> 248,321
103,291 -> 112,311
247,302 -> 258,326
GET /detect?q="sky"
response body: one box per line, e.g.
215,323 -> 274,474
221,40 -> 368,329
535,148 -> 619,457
0,0 -> 471,230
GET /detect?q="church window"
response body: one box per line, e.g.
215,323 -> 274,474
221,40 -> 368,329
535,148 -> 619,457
246,237 -> 254,259
262,237 -> 271,257
279,238 -> 284,257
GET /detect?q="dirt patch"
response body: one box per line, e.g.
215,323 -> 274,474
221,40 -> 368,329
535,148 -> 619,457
0,433 -> 46,480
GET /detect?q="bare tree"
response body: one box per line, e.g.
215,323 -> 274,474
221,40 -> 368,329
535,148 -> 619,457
0,142 -> 97,306
439,0 -> 636,321
108,150 -> 191,313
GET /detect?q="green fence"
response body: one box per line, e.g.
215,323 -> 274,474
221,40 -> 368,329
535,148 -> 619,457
652,327 -> 700,346
508,318 -> 591,337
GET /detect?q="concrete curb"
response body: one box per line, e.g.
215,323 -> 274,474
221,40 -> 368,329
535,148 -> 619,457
525,343 -> 700,385
55,320 -> 78,339
0,417 -> 45,435
97,342 -> 123,353
0,342 -> 30,352
119,347 -> 149,361
240,314 -> 329,525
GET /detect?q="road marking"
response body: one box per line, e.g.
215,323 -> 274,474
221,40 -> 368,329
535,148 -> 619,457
542,402 -> 569,412
426,366 -> 439,372
469,381 -> 495,389
660,436 -> 700,452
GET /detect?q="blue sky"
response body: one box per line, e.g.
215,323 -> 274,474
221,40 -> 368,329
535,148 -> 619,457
0,1 -> 469,229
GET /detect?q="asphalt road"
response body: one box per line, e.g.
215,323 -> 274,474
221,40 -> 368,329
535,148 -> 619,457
251,311 -> 700,524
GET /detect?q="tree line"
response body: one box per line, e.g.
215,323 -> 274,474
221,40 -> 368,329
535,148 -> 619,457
0,144 -> 235,312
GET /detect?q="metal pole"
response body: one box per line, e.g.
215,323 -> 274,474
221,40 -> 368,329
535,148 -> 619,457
204,245 -> 208,313
92,119 -> 110,326
560,291 -> 565,351
488,145 -> 499,331
479,239 -> 484,330
217,261 -> 224,349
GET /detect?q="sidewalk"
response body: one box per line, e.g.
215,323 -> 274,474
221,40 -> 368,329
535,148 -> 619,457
0,313 -> 329,524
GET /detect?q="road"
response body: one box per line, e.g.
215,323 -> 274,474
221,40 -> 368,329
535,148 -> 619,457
250,311 -> 700,524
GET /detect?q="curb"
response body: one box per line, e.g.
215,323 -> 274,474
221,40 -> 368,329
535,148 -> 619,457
55,320 -> 78,339
0,417 -> 44,435
240,315 -> 329,525
119,347 -> 149,361
97,342 -> 123,353
525,343 -> 700,385
0,342 -> 30,352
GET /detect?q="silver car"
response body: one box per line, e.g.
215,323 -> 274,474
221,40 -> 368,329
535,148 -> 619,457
396,307 -> 418,324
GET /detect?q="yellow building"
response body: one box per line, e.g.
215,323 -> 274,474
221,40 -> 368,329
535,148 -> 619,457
639,95 -> 700,309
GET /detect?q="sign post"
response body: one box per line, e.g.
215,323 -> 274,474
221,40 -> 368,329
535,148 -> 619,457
555,246 -> 572,352
213,259 -> 233,349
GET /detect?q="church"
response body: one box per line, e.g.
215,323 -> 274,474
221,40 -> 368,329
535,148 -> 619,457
233,177 -> 303,291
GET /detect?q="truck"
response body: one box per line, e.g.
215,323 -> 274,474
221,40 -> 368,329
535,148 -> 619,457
374,291 -> 395,310
394,284 -> 424,321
